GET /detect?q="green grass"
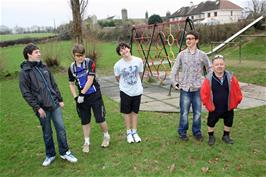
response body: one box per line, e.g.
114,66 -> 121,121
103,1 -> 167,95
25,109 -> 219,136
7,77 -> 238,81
1,73 -> 266,176
0,33 -> 56,42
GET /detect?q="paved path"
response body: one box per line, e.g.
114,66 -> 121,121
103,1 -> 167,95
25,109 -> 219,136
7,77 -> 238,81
99,76 -> 266,113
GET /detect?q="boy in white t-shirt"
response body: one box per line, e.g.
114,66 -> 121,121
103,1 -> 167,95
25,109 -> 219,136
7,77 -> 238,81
114,42 -> 143,143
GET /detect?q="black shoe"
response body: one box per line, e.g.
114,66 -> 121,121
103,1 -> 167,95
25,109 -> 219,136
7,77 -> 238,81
179,135 -> 189,141
222,135 -> 234,144
208,135 -> 215,146
194,134 -> 204,142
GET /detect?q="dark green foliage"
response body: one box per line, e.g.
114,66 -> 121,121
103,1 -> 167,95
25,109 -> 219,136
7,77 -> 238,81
148,14 -> 163,25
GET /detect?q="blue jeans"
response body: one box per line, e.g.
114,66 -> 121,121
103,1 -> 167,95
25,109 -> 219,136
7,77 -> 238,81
178,89 -> 202,137
37,107 -> 69,157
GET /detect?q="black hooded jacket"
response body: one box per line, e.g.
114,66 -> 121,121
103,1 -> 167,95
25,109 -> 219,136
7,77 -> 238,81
19,61 -> 63,112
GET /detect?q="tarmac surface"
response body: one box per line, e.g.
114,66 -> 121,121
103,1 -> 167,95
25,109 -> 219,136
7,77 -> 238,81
98,76 -> 266,113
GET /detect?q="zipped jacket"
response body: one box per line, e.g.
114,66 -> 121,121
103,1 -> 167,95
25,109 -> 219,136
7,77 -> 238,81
19,61 -> 63,112
200,70 -> 243,112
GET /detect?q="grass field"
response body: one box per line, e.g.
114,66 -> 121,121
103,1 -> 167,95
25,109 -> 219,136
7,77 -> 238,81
0,73 -> 265,176
0,33 -> 56,42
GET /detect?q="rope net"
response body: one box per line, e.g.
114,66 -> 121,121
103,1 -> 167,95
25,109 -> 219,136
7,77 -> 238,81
130,19 -> 191,84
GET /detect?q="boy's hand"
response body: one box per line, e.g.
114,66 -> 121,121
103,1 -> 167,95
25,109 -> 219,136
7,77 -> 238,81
59,102 -> 64,108
38,108 -> 46,119
173,83 -> 180,90
77,93 -> 85,103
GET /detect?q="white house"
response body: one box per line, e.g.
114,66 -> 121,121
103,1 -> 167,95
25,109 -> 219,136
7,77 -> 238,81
170,0 -> 243,25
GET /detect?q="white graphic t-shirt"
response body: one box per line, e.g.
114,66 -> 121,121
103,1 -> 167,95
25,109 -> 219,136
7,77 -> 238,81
114,56 -> 143,96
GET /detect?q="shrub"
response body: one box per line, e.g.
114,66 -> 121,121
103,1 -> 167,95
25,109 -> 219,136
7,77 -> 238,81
148,14 -> 163,25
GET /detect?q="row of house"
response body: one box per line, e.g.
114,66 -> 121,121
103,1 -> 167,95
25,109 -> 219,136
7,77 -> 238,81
169,0 -> 243,25
92,0 -> 244,27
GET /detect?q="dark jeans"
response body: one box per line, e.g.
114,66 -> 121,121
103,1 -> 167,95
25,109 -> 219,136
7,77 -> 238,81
178,89 -> 202,136
37,107 -> 69,157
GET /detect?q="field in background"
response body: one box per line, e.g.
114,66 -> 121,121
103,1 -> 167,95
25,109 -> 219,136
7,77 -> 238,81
0,33 -> 56,42
1,34 -> 265,85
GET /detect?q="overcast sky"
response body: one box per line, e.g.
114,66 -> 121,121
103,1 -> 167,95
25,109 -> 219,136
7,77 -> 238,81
1,0 -> 249,28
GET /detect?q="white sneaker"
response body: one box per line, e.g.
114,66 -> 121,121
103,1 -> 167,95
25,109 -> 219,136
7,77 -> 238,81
127,133 -> 134,144
101,136 -> 110,148
82,143 -> 90,153
42,156 -> 55,167
60,150 -> 78,163
132,133 -> 141,143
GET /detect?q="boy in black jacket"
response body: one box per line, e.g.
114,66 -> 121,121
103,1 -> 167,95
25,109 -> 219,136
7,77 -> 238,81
19,43 -> 77,167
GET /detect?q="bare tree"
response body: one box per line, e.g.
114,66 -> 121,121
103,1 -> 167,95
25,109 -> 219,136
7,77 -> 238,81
251,0 -> 266,17
70,0 -> 88,44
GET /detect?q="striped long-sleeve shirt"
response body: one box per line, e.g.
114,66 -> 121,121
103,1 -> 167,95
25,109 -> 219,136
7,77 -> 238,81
171,48 -> 212,92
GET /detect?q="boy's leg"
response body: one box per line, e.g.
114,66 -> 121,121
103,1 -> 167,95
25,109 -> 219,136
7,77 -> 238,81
191,90 -> 202,139
131,112 -> 138,130
131,112 -> 141,143
222,111 -> 234,144
37,110 -> 56,158
131,95 -> 141,143
77,99 -> 92,152
178,90 -> 191,140
82,123 -> 91,153
83,123 -> 91,143
99,121 -> 110,147
207,111 -> 220,146
91,95 -> 110,147
51,107 -> 69,155
124,114 -> 134,143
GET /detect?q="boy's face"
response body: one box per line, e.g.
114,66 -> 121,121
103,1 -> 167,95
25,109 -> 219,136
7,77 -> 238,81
119,46 -> 131,58
212,58 -> 226,74
28,49 -> 41,62
186,34 -> 198,48
74,53 -> 85,64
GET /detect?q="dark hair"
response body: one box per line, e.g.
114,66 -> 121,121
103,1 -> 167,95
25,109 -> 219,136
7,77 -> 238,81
186,31 -> 200,40
116,42 -> 131,56
23,43 -> 39,60
72,44 -> 85,55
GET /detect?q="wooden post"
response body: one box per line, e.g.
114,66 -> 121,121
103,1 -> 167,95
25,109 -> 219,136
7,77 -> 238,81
239,36 -> 242,63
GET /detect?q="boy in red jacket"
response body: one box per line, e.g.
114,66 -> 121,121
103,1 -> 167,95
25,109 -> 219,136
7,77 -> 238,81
200,55 -> 242,146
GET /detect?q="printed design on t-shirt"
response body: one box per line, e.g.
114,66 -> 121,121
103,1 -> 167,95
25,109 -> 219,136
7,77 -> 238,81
121,65 -> 138,85
76,66 -> 88,88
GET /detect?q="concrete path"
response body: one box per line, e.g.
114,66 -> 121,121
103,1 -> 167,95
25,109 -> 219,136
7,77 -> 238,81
98,76 -> 266,113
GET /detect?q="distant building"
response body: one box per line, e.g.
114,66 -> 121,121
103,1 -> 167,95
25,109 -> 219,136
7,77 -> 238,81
121,9 -> 128,22
170,0 -> 243,25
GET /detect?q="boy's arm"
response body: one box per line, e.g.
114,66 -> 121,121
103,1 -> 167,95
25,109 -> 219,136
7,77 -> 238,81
19,71 -> 41,112
80,75 -> 94,94
115,76 -> 120,82
204,54 -> 212,73
69,82 -> 78,98
68,67 -> 78,98
171,54 -> 181,88
114,62 -> 120,82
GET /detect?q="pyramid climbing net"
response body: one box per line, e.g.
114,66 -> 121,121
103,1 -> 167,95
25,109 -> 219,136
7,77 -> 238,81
130,18 -> 195,84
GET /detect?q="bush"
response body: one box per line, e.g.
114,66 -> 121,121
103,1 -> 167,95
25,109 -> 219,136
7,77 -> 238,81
44,57 -> 60,67
148,14 -> 163,25
196,21 -> 251,43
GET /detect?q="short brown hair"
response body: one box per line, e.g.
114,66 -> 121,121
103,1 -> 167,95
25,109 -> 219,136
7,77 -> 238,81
186,31 -> 200,40
72,44 -> 85,55
116,42 -> 131,56
23,43 -> 39,60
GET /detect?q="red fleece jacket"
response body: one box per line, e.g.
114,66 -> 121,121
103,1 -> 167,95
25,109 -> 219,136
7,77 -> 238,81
200,72 -> 243,112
